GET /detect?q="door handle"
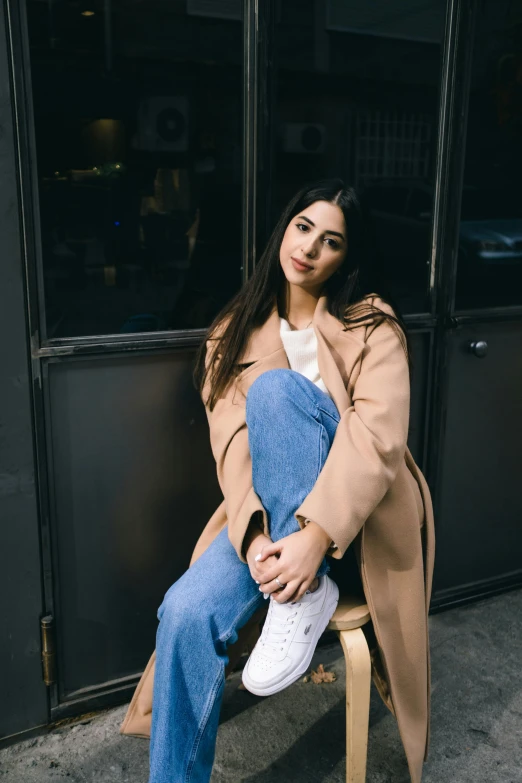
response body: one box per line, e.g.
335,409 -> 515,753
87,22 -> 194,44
468,340 -> 488,358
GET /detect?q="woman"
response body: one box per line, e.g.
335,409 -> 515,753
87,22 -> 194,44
120,179 -> 435,783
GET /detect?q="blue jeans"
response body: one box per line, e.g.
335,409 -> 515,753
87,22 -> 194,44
149,369 -> 341,783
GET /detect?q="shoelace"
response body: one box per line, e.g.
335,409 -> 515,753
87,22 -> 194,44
259,599 -> 301,656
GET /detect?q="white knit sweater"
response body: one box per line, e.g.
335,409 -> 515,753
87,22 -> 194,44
279,318 -> 332,399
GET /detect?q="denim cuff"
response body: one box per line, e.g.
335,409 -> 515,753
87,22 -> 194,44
316,558 -> 330,577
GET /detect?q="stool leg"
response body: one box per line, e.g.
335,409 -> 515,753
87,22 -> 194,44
339,627 -> 371,783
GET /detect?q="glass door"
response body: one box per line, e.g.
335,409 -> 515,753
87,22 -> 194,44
433,0 -> 522,603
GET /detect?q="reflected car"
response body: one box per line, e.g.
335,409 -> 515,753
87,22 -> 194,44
363,180 -> 522,272
459,190 -> 522,266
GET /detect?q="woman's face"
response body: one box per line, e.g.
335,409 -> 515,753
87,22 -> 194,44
279,200 -> 347,295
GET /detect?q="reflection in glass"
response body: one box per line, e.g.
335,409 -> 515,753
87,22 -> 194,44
27,0 -> 243,338
270,1 -> 446,314
455,0 -> 522,309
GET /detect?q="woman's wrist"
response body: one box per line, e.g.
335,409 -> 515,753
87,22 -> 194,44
302,519 -> 333,554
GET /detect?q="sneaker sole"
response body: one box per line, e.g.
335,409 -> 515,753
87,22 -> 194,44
241,581 -> 339,697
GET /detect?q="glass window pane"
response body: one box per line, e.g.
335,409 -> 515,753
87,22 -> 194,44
455,0 -> 522,310
270,0 -> 446,314
27,0 -> 243,338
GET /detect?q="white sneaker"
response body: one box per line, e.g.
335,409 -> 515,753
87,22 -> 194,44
241,574 -> 339,696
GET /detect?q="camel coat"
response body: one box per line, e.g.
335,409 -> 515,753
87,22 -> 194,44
120,293 -> 435,783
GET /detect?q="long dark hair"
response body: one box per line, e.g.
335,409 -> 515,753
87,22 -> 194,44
193,178 -> 412,411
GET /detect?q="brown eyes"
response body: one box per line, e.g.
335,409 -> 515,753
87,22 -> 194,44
295,223 -> 339,249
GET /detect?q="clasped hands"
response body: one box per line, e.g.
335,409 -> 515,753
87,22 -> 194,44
245,521 -> 332,604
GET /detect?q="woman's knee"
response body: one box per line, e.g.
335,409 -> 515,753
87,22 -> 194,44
157,577 -> 200,627
246,369 -> 300,421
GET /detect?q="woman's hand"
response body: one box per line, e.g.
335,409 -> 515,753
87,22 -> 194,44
245,527 -> 280,587
255,522 -> 332,604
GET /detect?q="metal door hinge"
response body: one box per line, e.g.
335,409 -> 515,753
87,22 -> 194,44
40,615 -> 56,686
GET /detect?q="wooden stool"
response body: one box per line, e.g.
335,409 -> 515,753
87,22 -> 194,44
327,595 -> 372,783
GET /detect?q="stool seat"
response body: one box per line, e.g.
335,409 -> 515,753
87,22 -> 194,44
327,594 -> 370,631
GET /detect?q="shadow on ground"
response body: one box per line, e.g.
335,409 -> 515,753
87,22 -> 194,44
1,590 -> 521,783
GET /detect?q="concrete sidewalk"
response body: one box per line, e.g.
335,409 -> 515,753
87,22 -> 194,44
1,589 -> 521,782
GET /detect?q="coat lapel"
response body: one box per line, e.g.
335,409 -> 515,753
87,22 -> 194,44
236,293 -> 366,415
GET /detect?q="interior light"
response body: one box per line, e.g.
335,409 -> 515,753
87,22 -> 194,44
81,10 -> 95,17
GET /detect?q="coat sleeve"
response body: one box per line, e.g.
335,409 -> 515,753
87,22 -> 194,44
294,311 -> 410,557
202,338 -> 268,563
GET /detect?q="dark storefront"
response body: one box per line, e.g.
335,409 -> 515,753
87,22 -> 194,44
2,0 -> 522,743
